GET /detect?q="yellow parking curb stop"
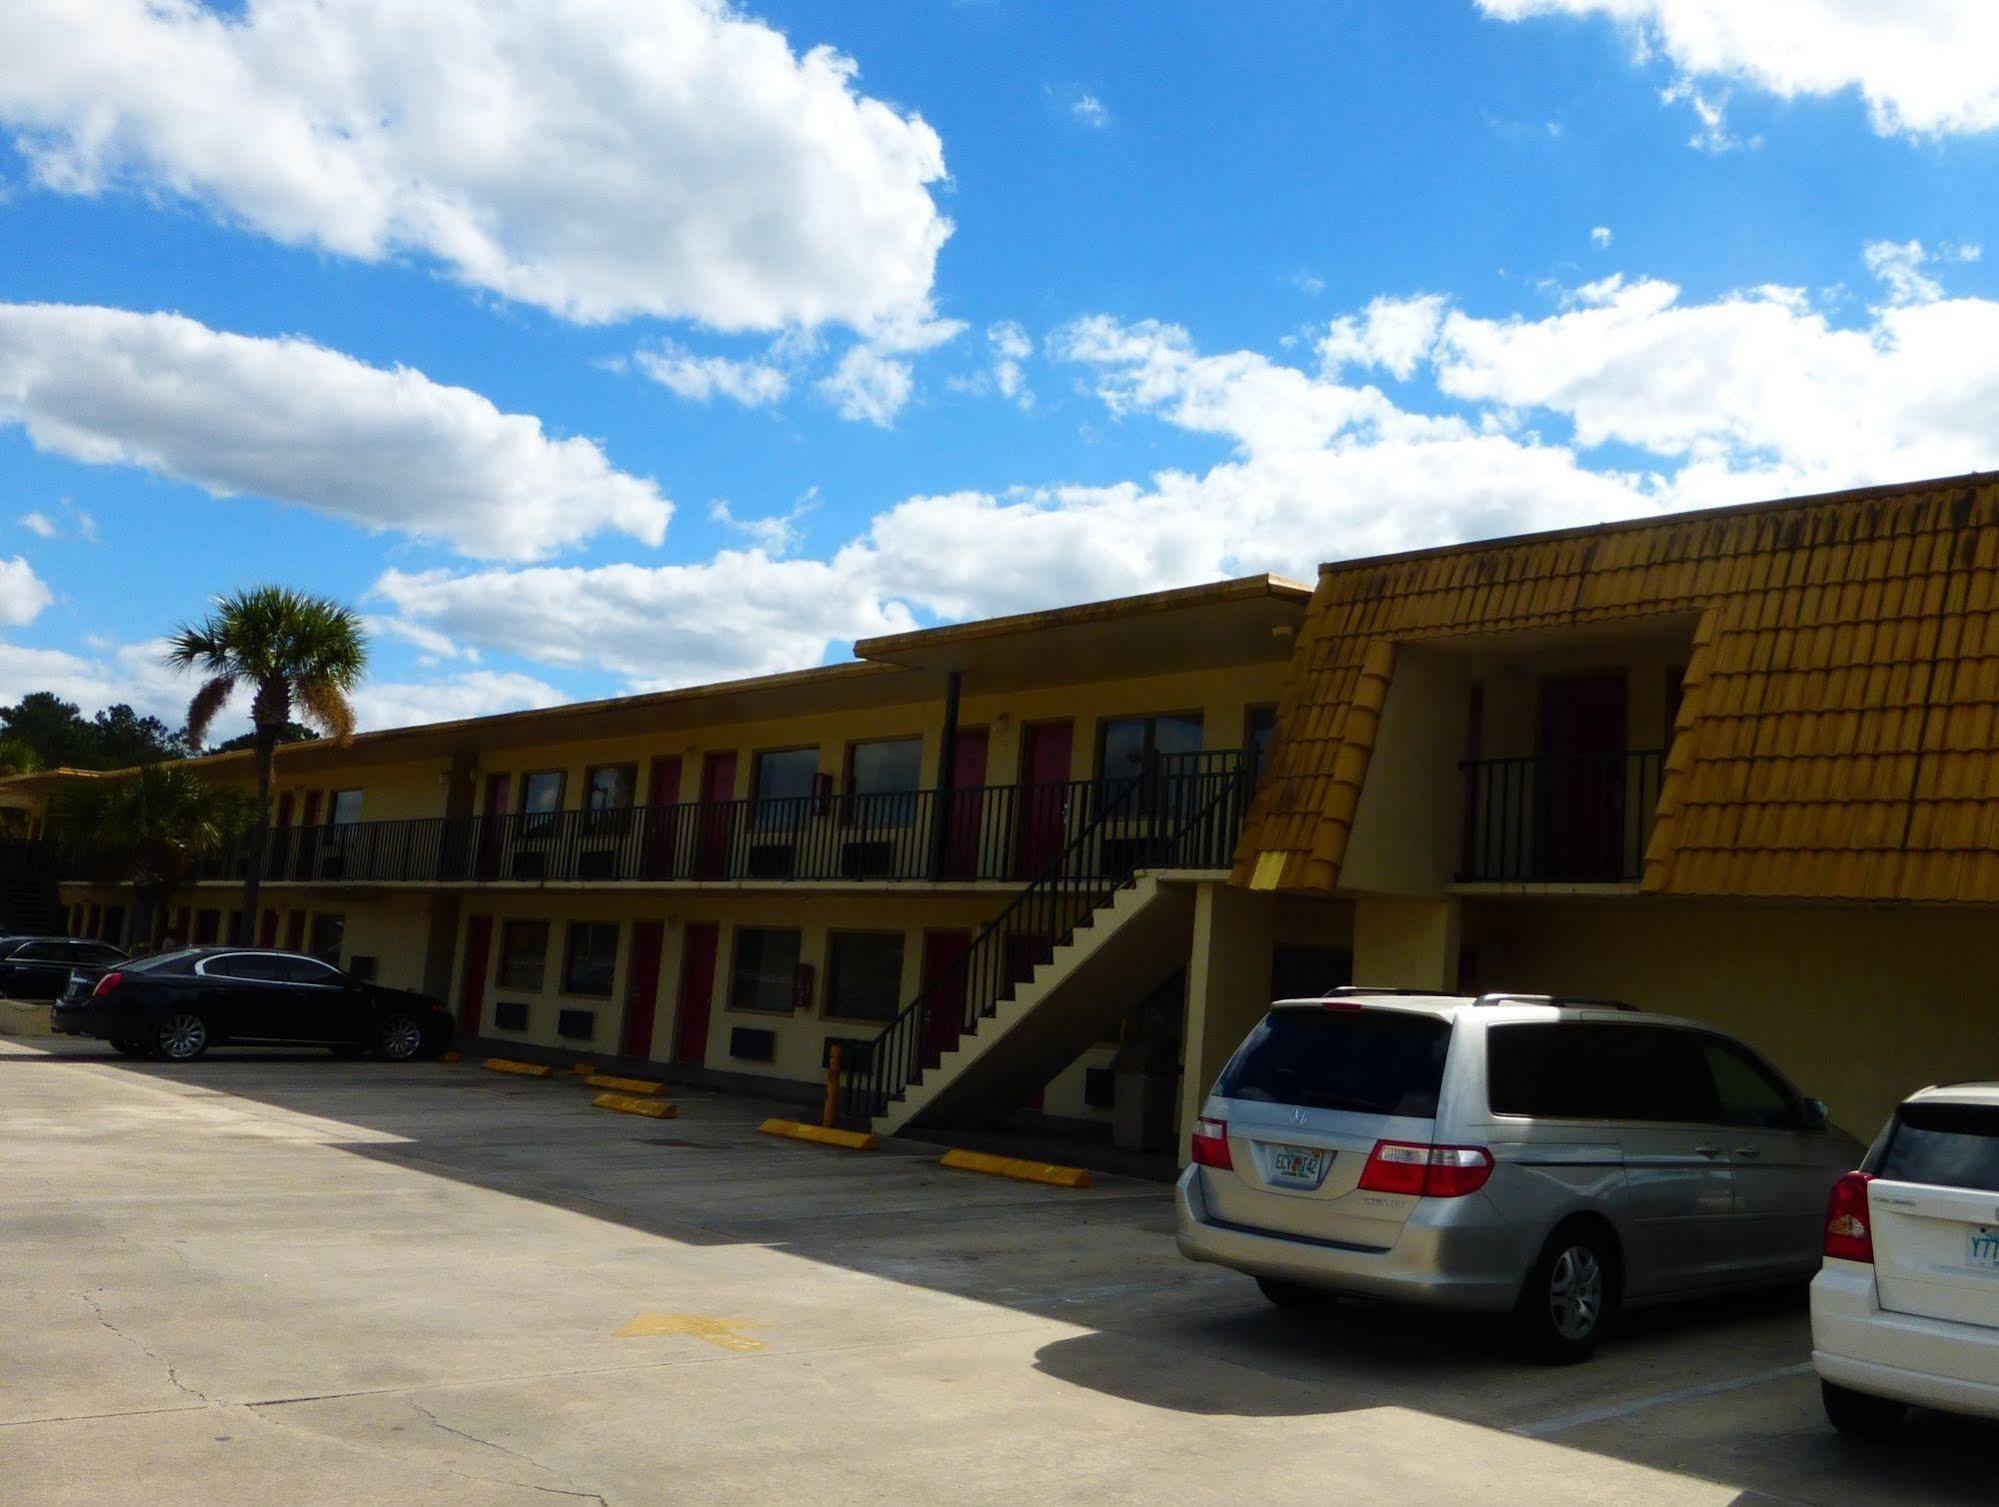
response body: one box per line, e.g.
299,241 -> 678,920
759,1118 -> 878,1151
595,1092 -> 677,1119
586,1074 -> 666,1095
939,1148 -> 1091,1189
482,1057 -> 554,1079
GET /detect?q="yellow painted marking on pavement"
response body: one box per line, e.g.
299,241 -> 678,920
587,1074 -> 665,1095
759,1118 -> 878,1151
482,1057 -> 553,1079
939,1148 -> 1091,1189
616,1313 -> 767,1352
593,1091 -> 677,1119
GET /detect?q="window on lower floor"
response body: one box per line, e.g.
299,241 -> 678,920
730,927 -> 801,1013
307,912 -> 345,964
823,931 -> 905,1022
498,919 -> 549,991
561,921 -> 620,997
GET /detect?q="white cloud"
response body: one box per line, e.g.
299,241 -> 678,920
15,497 -> 94,543
988,320 -> 1034,408
634,343 -> 790,408
374,553 -> 918,689
1071,93 -> 1110,128
1480,0 -> 1999,138
1590,226 -> 1614,249
0,303 -> 671,561
17,511 -> 56,539
0,0 -> 951,330
0,555 -> 53,627
1864,240 -> 1942,307
818,344 -> 915,426
709,495 -> 816,555
1658,76 -> 1752,152
0,633 -> 232,734
352,671 -> 566,733
1318,294 -> 1449,381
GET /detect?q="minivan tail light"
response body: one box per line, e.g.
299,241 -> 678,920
1824,1171 -> 1875,1263
1191,1116 -> 1233,1170
91,972 -> 122,998
1357,1140 -> 1494,1198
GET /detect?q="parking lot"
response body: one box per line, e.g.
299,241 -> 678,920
3,1036 -> 1993,1506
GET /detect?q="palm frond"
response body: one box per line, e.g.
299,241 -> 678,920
184,675 -> 239,749
295,679 -> 357,743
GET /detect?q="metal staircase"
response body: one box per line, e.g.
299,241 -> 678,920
838,754 -> 1251,1135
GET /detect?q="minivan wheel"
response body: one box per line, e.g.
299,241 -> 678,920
155,1012 -> 210,1062
1255,1276 -> 1334,1309
373,1012 -> 425,1062
1821,1379 -> 1907,1437
1517,1224 -> 1615,1363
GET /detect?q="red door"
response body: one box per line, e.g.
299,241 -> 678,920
621,921 -> 665,1059
283,910 -> 306,952
270,791 -> 296,878
476,773 -> 509,880
1016,721 -> 1073,877
458,915 -> 492,1036
920,929 -> 972,1067
696,752 -> 738,880
643,756 -> 682,880
259,908 -> 279,947
674,922 -> 720,1065
296,790 -> 323,879
1538,673 -> 1630,880
942,728 -> 990,880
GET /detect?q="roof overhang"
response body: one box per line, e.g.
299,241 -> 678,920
855,574 -> 1312,691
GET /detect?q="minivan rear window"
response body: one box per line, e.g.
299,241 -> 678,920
1877,1103 -> 1999,1194
1216,1007 -> 1450,1118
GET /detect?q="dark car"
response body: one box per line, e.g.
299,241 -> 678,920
52,947 -> 456,1063
0,935 -> 127,1001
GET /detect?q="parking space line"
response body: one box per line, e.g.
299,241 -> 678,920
1510,1361 -> 1813,1437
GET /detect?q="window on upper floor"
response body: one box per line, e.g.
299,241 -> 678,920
329,789 -> 363,825
521,771 -> 565,834
583,763 -> 637,834
846,737 -> 922,826
1245,705 -> 1278,774
1099,713 -> 1204,812
752,748 -> 820,826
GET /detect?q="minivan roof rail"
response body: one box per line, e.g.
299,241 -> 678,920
1320,985 -> 1449,998
1473,991 -> 1635,1011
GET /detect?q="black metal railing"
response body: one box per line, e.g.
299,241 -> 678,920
1457,749 -> 1665,883
837,752 -> 1253,1125
58,751 -> 1251,891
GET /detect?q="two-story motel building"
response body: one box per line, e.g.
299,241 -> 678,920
12,471 -> 1999,1154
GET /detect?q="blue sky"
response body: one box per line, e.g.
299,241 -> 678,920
3,1 -> 1999,737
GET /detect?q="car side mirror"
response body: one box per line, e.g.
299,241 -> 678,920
1800,1098 -> 1829,1131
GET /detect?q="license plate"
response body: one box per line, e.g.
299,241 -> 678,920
1270,1145 -> 1327,1182
1969,1227 -> 1999,1269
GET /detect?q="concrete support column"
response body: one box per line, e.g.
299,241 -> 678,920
1351,896 -> 1462,992
1178,881 -> 1275,1165
421,894 -> 463,1005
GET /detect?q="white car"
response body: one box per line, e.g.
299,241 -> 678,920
1811,1083 -> 1999,1434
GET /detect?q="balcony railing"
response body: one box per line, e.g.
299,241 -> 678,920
63,751 -> 1251,890
1457,749 -> 1664,884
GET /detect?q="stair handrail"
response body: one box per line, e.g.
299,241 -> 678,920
837,755 -> 1251,1124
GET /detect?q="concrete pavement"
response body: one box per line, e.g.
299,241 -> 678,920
3,1036 -> 1992,1505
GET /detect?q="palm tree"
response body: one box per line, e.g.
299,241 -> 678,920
165,588 -> 368,934
51,765 -> 260,948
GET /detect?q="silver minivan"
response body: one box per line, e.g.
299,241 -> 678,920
1176,990 -> 1863,1360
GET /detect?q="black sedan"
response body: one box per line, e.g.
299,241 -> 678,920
0,935 -> 127,1001
52,947 -> 457,1062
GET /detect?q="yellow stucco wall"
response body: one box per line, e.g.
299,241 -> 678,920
1465,897 -> 1999,1139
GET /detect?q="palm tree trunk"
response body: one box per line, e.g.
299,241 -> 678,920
241,721 -> 279,943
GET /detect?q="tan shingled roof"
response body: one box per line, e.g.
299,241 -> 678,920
1235,472 -> 1999,901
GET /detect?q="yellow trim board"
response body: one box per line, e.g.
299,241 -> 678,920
939,1148 -> 1091,1189
587,1074 -> 666,1095
759,1118 -> 878,1152
594,1092 -> 677,1119
483,1057 -> 554,1079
